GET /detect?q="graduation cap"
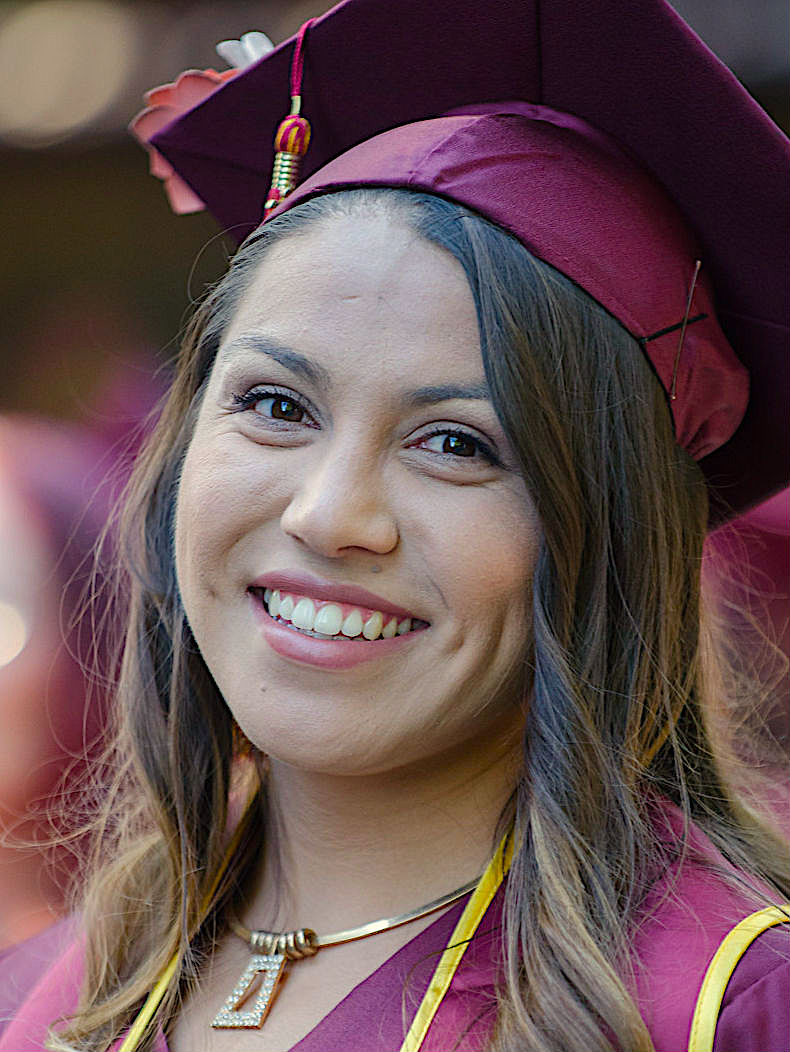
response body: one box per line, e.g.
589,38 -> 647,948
141,0 -> 789,521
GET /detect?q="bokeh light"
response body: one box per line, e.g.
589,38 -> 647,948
0,0 -> 137,147
0,600 -> 28,667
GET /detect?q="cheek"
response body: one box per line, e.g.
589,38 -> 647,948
174,439 -> 246,605
429,490 -> 539,642
174,431 -> 297,617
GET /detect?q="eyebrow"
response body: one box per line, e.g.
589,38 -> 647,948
225,335 -> 331,388
402,382 -> 491,406
224,335 -> 493,406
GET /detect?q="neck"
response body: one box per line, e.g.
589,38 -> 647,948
243,725 -> 520,935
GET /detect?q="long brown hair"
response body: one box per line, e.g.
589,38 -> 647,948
52,190 -> 789,1052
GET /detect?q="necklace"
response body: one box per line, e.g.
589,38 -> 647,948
211,875 -> 480,1029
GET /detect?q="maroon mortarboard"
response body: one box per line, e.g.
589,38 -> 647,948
143,0 -> 789,522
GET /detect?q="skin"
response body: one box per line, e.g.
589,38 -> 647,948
172,212 -> 540,1049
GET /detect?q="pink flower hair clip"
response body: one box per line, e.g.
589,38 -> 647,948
130,31 -> 273,214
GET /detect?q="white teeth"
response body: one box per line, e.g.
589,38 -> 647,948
261,589 -> 423,640
341,609 -> 364,637
381,617 -> 398,638
285,623 -> 335,639
313,603 -> 343,636
291,597 -> 316,631
362,611 -> 383,640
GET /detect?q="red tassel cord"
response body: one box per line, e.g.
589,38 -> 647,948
264,20 -> 314,215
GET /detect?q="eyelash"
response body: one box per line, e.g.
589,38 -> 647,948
231,386 -> 316,424
230,386 -> 501,466
418,427 -> 500,466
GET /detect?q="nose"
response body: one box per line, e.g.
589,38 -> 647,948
280,437 -> 399,558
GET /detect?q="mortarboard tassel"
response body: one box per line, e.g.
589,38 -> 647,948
264,20 -> 314,216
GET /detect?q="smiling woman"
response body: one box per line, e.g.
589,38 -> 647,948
174,203 -> 537,779
3,1 -> 788,1051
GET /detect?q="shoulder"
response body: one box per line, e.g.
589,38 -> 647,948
632,818 -> 789,1052
0,917 -> 78,1037
711,922 -> 789,1052
0,920 -> 84,1052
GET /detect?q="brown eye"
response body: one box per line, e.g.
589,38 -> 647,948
418,429 -> 499,466
442,433 -> 476,457
232,387 -> 314,426
268,396 -> 303,421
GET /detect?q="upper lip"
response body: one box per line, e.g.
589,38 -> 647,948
248,570 -> 424,622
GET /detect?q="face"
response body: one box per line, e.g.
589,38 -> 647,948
175,211 -> 540,776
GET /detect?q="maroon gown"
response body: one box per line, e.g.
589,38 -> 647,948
1,808 -> 787,1052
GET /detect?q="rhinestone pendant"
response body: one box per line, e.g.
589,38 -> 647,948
211,952 -> 287,1029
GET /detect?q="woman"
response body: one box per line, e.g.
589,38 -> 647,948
3,0 -> 788,1050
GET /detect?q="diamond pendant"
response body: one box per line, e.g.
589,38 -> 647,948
211,952 -> 287,1029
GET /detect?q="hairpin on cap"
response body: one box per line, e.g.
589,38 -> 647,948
637,259 -> 706,402
263,20 -> 314,216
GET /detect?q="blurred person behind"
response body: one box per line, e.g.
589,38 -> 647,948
0,409 -> 154,1032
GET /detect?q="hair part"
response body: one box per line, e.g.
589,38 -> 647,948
52,189 -> 789,1052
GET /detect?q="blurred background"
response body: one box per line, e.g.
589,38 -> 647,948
0,0 -> 787,988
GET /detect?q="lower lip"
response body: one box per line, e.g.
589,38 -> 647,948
250,595 -> 426,670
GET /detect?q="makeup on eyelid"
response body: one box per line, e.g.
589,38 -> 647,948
226,384 -> 505,465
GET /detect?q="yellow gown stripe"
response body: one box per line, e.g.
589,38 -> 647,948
118,956 -> 179,1052
398,832 -> 513,1052
118,796 -> 257,1052
687,903 -> 790,1052
120,814 -> 511,1052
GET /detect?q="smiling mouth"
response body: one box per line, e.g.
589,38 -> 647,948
249,587 -> 429,641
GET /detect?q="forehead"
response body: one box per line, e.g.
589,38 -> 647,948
219,212 -> 483,387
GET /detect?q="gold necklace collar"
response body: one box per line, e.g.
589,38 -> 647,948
213,874 -> 480,1029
